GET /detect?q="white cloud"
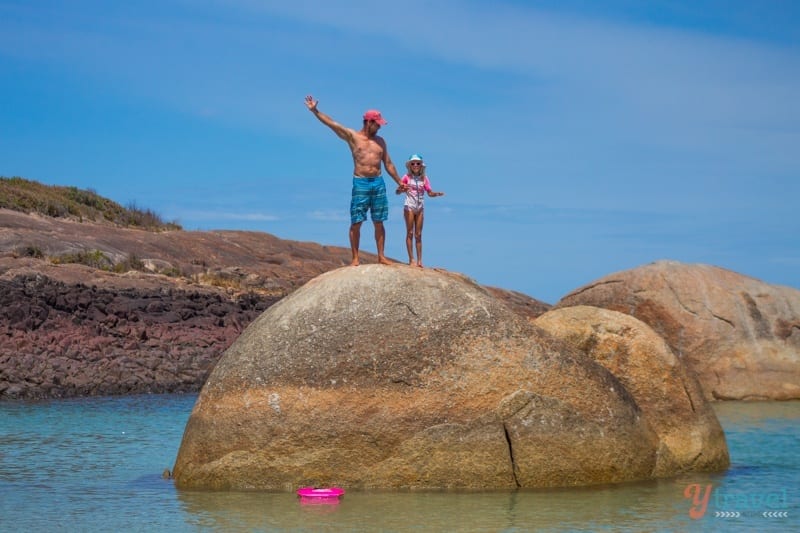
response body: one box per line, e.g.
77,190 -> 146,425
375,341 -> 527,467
310,210 -> 348,222
176,210 -> 279,222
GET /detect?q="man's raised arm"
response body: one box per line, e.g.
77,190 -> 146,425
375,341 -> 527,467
305,95 -> 352,142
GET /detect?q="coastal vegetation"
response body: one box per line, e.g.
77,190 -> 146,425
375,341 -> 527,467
13,244 -> 182,277
0,176 -> 181,231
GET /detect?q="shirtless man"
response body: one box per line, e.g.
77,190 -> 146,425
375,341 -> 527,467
305,95 -> 405,266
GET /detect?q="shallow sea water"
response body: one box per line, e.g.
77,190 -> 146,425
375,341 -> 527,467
0,395 -> 797,532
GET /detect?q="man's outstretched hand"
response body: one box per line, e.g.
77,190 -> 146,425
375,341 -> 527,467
305,95 -> 318,112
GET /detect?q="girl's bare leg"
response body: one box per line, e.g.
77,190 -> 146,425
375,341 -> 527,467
415,210 -> 425,267
404,208 -> 415,265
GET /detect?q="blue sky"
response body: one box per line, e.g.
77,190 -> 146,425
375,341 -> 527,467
1,1 -> 798,303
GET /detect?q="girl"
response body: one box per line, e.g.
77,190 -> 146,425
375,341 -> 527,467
396,154 -> 445,267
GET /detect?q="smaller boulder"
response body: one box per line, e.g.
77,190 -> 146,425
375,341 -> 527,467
535,305 -> 730,475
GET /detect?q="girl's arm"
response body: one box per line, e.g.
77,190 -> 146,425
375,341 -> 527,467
424,176 -> 444,197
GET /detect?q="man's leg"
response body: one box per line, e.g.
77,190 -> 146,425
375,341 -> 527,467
370,178 -> 391,265
349,222 -> 362,266
374,221 -> 391,264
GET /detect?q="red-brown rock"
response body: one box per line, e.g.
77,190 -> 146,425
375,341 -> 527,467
556,261 -> 800,400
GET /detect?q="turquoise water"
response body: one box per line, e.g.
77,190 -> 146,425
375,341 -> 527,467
1,395 -> 797,532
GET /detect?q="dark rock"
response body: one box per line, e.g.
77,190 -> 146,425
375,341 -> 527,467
0,271 -> 278,399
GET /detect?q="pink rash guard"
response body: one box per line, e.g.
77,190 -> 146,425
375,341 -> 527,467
401,174 -> 432,213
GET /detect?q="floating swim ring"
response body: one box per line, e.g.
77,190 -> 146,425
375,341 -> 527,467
296,487 -> 345,499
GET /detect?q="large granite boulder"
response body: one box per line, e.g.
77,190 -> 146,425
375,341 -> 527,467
173,265 -> 727,490
535,305 -> 729,476
556,261 -> 800,400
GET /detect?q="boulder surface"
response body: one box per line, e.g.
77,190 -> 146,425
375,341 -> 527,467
173,265 -> 728,490
535,305 -> 729,475
556,261 -> 800,400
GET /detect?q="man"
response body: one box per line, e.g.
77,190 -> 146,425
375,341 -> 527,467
305,95 -> 405,266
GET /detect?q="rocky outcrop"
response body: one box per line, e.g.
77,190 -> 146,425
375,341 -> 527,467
535,305 -> 729,475
556,261 -> 800,401
173,265 -> 728,491
1,209 -> 550,399
0,262 -> 278,399
0,208 -> 355,293
0,207 -> 366,399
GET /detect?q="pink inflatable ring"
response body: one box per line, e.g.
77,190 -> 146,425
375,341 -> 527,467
296,487 -> 345,499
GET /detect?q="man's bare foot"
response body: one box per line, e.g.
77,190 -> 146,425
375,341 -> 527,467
416,262 -> 424,268
408,259 -> 415,266
350,258 -> 360,266
378,256 -> 392,265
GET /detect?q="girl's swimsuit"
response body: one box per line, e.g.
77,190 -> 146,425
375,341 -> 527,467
401,174 -> 432,213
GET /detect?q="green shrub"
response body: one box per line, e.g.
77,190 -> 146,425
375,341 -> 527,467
51,249 -> 112,270
15,245 -> 44,259
112,253 -> 147,273
0,176 -> 182,231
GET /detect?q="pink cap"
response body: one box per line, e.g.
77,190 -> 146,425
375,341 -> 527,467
363,109 -> 387,125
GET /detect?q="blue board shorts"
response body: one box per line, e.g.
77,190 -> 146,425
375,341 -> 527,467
350,176 -> 388,224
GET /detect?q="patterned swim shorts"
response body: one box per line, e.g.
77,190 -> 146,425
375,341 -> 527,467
350,176 -> 388,224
